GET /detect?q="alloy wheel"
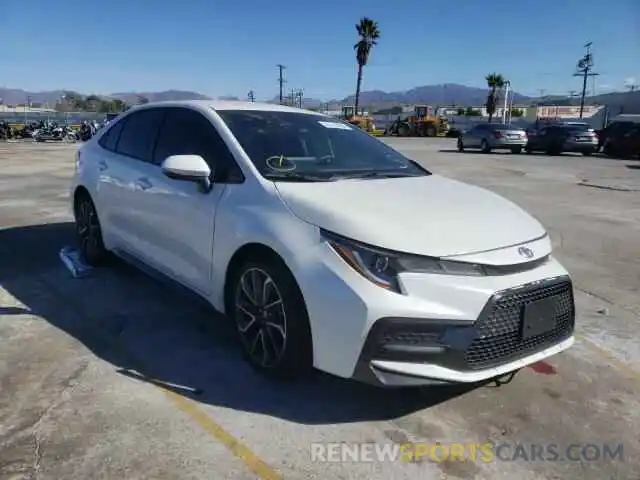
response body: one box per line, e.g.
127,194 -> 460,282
234,267 -> 288,368
75,198 -> 101,260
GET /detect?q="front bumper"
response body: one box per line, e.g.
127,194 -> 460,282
298,237 -> 576,386
351,276 -> 575,386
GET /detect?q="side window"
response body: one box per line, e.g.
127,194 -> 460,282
153,108 -> 243,182
116,109 -> 165,162
98,118 -> 126,152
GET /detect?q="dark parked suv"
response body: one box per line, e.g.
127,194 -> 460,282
600,121 -> 640,158
525,124 -> 598,156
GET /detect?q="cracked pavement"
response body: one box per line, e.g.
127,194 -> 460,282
0,140 -> 638,480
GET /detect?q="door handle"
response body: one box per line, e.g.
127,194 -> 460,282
97,160 -> 108,171
136,177 -> 153,191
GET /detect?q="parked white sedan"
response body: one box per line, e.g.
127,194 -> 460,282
70,100 -> 575,387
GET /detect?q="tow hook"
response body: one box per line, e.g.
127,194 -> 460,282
491,369 -> 521,387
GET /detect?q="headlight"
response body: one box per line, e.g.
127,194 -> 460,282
322,230 -> 486,294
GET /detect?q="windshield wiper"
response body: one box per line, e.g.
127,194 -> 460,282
336,171 -> 426,180
263,171 -> 337,182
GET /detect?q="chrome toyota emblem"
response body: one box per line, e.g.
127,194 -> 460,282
518,246 -> 534,259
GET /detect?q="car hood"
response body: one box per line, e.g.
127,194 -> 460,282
274,174 -> 547,258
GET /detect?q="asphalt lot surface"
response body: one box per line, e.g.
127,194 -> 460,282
0,139 -> 638,480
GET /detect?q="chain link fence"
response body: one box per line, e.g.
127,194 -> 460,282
0,111 -> 108,127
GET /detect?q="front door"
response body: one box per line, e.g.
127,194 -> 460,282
133,106 -> 232,295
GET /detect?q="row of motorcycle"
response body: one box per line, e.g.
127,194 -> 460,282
0,120 -> 101,142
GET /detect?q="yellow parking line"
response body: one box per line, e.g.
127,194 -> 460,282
162,389 -> 282,480
109,343 -> 281,480
576,334 -> 640,380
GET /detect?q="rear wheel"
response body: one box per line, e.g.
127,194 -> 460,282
425,125 -> 437,137
229,257 -> 313,379
74,192 -> 109,265
481,139 -> 491,153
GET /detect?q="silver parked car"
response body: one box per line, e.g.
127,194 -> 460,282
458,123 -> 528,153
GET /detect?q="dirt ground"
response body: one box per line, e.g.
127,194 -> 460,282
0,139 -> 638,480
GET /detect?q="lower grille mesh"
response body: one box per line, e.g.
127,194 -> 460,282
464,279 -> 574,370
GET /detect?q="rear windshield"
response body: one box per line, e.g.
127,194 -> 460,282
562,126 -> 593,133
216,110 -> 430,181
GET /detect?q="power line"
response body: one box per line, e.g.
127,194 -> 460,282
572,41 -> 599,119
277,65 -> 287,104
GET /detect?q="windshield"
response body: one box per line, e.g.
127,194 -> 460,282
216,110 -> 430,181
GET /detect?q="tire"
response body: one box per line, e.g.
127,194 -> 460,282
525,147 -> 532,154
511,147 -> 522,154
603,142 -> 615,157
74,192 -> 109,266
426,125 -> 437,137
457,138 -> 464,152
398,124 -> 410,137
228,257 -> 313,379
582,150 -> 593,156
481,139 -> 491,153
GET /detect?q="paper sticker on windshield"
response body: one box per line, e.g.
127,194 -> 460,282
318,121 -> 352,130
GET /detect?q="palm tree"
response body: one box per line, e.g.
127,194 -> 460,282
353,17 -> 380,116
485,73 -> 505,123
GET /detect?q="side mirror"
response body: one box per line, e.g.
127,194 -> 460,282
162,155 -> 212,192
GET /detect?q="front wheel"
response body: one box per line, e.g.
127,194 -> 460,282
511,147 -> 522,154
457,138 -> 464,152
481,139 -> 491,153
229,258 -> 313,379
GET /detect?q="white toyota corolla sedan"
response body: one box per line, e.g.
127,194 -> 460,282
70,100 -> 575,387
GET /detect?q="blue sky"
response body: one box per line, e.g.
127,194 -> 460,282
2,0 -> 638,100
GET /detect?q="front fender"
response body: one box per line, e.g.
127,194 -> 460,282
210,184 -> 321,312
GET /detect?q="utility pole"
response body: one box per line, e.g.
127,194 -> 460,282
247,90 -> 255,102
627,83 -> 638,92
277,64 -> 286,104
573,42 -> 599,119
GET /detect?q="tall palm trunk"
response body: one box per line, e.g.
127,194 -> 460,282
354,63 -> 363,115
487,87 -> 496,123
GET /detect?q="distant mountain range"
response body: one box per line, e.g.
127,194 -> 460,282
1,85 -> 638,114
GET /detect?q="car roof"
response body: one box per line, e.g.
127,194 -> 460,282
127,99 -> 323,115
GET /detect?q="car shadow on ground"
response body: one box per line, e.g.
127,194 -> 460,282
0,222 -> 486,426
626,164 -> 640,170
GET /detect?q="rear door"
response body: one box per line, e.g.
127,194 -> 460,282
93,116 -> 130,248
107,108 -> 165,256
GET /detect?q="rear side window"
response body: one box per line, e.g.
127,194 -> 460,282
116,109 -> 165,162
98,118 -> 126,152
